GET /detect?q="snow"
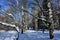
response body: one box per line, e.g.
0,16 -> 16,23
5,38 -> 13,40
25,30 -> 36,33
8,14 -> 13,16
15,27 -> 20,32
54,30 -> 60,34
7,31 -> 17,33
0,21 -> 20,32
0,21 -> 16,27
19,30 -> 60,40
0,31 -> 18,40
0,30 -> 60,40
0,30 -> 6,32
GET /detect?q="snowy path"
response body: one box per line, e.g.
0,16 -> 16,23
19,30 -> 60,40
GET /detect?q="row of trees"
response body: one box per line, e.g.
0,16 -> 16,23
0,0 -> 59,31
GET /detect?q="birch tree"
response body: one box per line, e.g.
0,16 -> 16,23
47,0 -> 54,39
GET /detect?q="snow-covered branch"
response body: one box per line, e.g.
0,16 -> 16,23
0,21 -> 19,32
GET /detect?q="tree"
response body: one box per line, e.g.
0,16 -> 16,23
31,8 -> 38,30
3,6 -> 16,24
28,0 -> 54,39
58,0 -> 60,29
29,0 -> 48,30
47,0 -> 54,39
22,0 -> 28,32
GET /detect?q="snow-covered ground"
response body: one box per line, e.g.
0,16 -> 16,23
0,30 -> 60,40
0,30 -> 18,40
19,30 -> 60,40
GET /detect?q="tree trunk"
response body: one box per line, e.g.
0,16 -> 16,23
22,0 -> 28,32
47,0 -> 54,39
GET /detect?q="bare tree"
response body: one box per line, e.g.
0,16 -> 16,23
22,0 -> 28,32
47,0 -> 54,39
31,8 -> 38,30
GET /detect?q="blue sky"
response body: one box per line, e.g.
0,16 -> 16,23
0,0 -> 59,21
0,0 -> 9,10
0,0 -> 58,11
